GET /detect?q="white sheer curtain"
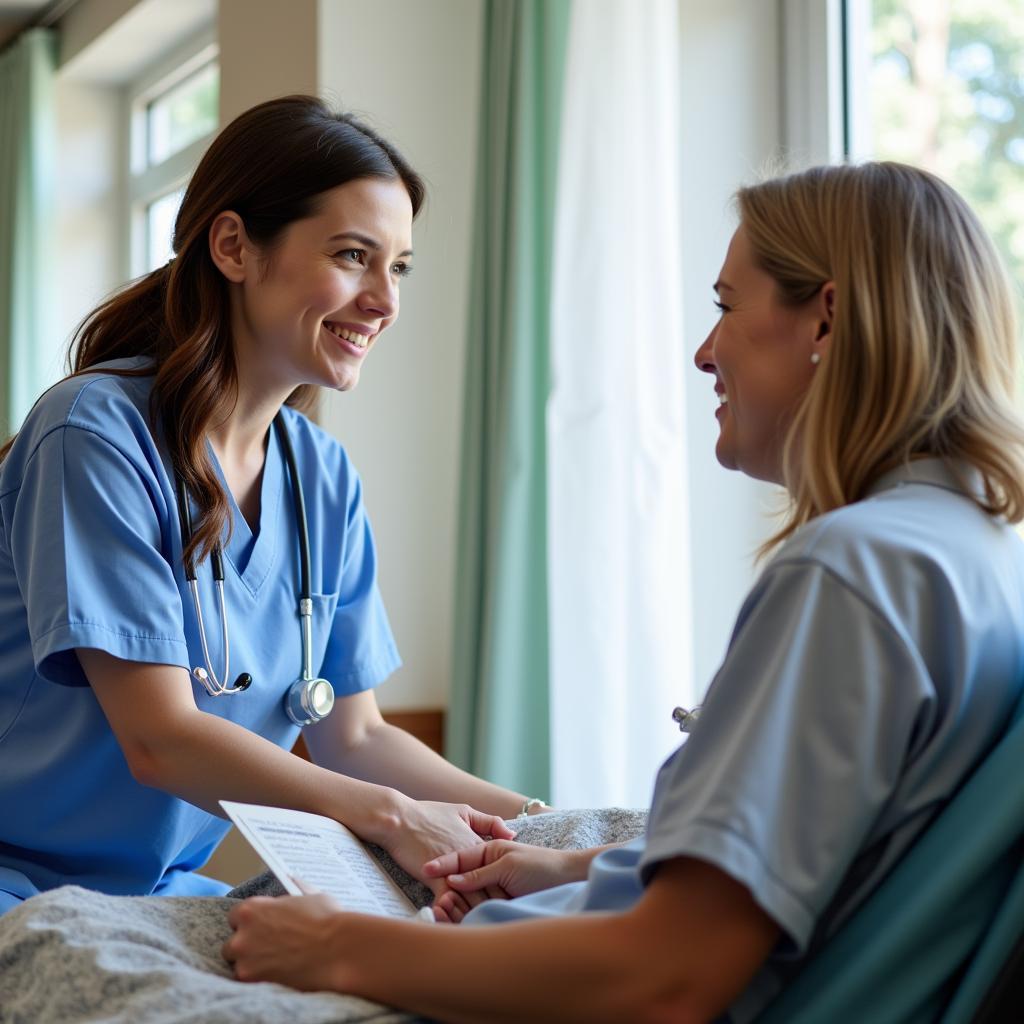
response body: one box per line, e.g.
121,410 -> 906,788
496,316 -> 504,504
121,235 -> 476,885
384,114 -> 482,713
547,0 -> 691,808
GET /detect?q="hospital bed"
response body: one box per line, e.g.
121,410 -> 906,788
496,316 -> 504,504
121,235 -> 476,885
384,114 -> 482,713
0,808 -> 646,1023
3,693 -> 1024,1024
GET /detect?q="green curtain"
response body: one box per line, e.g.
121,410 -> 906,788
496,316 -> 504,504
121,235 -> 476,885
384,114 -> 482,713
0,28 -> 57,438
446,0 -> 571,797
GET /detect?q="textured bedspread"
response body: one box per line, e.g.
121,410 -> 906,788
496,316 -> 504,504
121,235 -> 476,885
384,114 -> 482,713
0,808 -> 646,1024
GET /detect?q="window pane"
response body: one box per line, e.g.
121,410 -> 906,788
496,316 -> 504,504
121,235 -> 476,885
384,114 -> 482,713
147,62 -> 219,167
147,187 -> 185,272
866,1 -> 1024,288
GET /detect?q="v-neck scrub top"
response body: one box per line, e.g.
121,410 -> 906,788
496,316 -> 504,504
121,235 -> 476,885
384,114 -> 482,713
0,359 -> 401,913
464,459 -> 1024,1022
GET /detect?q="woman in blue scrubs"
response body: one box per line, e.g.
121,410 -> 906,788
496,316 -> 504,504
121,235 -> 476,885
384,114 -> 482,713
0,95 -> 543,916
225,162 -> 1024,1021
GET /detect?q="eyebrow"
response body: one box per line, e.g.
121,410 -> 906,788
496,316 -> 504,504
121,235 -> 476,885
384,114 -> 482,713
328,231 -> 413,259
713,279 -> 735,294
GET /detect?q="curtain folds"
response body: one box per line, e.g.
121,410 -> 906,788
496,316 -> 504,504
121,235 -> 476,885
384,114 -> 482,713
547,0 -> 690,807
447,0 -> 571,797
0,28 -> 57,438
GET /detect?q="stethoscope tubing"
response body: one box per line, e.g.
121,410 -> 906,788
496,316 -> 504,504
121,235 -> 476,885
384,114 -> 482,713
175,411 -> 315,698
273,414 -> 311,603
273,416 -> 319,687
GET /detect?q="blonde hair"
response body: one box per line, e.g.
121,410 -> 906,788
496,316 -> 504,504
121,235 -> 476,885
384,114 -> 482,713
737,161 -> 1024,553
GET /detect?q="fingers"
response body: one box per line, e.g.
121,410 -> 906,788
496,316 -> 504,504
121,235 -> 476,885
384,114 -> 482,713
227,896 -> 271,929
433,883 -> 509,926
435,888 -> 472,924
445,859 -> 506,893
432,902 -> 455,924
467,809 -> 517,841
461,888 -> 489,910
422,844 -> 490,878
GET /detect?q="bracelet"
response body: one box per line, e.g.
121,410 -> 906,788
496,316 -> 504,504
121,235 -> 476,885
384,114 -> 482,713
518,797 -> 547,818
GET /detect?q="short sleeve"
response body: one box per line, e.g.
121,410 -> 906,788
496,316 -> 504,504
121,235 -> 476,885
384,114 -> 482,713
639,560 -> 931,953
317,469 -> 401,695
10,425 -> 188,685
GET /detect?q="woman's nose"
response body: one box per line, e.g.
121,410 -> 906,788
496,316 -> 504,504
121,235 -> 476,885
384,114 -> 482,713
359,272 -> 399,319
694,328 -> 717,374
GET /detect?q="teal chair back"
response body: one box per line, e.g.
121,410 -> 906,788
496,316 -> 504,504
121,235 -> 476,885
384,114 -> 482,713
756,690 -> 1024,1024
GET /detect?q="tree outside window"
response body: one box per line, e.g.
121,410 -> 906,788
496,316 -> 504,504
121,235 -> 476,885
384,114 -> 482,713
867,0 -> 1024,298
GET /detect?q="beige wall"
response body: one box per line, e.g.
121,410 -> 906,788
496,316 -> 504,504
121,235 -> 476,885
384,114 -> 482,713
218,0 -> 484,712
218,0 -> 318,123
316,0 -> 484,712
217,0 -> 484,712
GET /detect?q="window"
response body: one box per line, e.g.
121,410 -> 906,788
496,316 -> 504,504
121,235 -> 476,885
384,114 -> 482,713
127,36 -> 219,276
846,0 -> 1024,293
146,59 -> 218,167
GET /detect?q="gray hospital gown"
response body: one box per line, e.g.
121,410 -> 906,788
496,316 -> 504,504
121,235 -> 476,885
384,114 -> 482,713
466,459 -> 1024,1021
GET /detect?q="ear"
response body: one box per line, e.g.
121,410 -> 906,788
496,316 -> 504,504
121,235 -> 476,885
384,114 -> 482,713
812,281 -> 836,353
208,211 -> 254,284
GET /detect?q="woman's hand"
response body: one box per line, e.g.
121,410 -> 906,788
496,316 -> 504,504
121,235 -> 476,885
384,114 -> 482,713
224,892 -> 349,990
379,798 -> 517,897
423,841 -> 588,923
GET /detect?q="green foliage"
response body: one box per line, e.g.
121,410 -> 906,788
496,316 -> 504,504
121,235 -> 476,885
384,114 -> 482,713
870,0 -> 1024,300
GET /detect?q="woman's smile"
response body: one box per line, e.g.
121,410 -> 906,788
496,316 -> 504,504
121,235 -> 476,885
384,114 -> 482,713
322,320 -> 376,359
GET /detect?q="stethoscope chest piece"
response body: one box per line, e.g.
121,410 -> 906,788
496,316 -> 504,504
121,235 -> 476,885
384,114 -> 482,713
282,594 -> 335,726
286,676 -> 335,726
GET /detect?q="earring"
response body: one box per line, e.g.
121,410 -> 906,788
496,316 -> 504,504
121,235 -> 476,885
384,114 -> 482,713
810,352 -> 821,365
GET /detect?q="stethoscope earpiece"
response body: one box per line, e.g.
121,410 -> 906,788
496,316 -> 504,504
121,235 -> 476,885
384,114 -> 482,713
233,673 -> 253,692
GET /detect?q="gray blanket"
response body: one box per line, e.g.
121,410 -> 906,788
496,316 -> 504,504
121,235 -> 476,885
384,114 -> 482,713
0,809 -> 646,1024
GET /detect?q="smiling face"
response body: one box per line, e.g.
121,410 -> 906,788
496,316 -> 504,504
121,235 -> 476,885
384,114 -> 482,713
226,176 -> 414,397
694,226 -> 831,485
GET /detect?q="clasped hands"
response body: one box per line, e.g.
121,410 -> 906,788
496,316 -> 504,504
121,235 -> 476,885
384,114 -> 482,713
223,810 -> 586,988
424,839 -> 587,922
222,840 -> 582,986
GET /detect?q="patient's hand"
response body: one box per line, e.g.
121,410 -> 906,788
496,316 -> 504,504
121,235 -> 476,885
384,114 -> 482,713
224,892 -> 346,990
423,842 -> 589,924
381,798 -> 517,899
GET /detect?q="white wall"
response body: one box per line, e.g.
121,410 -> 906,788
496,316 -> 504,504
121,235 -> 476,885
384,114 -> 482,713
678,0 -> 786,694
52,81 -> 123,379
317,0 -> 484,711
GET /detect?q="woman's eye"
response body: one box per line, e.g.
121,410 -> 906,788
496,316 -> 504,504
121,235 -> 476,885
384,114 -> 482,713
391,262 -> 413,278
713,299 -> 729,313
335,249 -> 365,265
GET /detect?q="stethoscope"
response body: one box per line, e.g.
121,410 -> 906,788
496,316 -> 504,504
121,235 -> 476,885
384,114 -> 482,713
175,412 -> 335,726
672,705 -> 701,733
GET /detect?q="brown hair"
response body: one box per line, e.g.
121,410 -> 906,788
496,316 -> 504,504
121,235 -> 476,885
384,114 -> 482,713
736,162 -> 1024,553
2,95 -> 424,572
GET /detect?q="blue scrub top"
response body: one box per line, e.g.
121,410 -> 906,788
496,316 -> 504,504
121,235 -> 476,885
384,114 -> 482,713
0,358 -> 401,912
466,459 -> 1024,1023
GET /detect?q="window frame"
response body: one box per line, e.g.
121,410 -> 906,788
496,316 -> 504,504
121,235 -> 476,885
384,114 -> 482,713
779,0 -> 848,166
122,28 -> 219,279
